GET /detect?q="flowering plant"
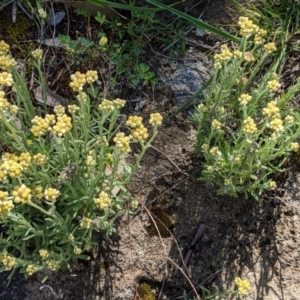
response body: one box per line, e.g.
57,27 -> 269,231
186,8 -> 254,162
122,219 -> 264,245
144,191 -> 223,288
0,41 -> 162,279
195,277 -> 251,299
193,17 -> 300,200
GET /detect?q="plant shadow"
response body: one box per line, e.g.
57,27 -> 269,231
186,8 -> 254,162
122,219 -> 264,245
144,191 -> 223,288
164,172 -> 287,299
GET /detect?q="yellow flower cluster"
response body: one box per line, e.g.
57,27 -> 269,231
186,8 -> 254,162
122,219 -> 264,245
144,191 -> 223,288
99,36 -> 108,46
0,191 -> 13,218
243,117 -> 257,134
238,16 -> 259,37
197,103 -> 207,112
44,187 -> 60,201
31,49 -> 43,59
32,186 -> 44,199
10,104 -> 18,115
214,44 -> 233,69
113,132 -> 131,153
285,115 -> 294,124
149,113 -> 163,126
0,71 -> 14,86
97,136 -> 108,147
130,126 -> 149,142
86,155 -> 96,167
113,98 -> 126,108
224,178 -> 232,185
68,104 -> 79,114
38,8 -> 47,19
234,156 -> 241,162
244,52 -> 255,63
31,112 -> 71,137
206,165 -> 213,171
0,55 -> 16,70
53,114 -> 72,137
131,199 -> 139,209
98,99 -> 115,113
254,28 -> 267,44
0,253 -> 16,270
68,234 -> 75,241
94,191 -> 112,209
0,151 -> 48,182
268,181 -> 277,189
211,119 -> 221,129
26,264 -> 38,275
69,70 -> 98,92
11,184 -> 31,204
210,146 -> 221,156
126,115 -> 143,128
0,40 -> 10,55
233,50 -> 243,59
235,277 -> 251,295
0,41 -> 16,81
32,153 -> 48,166
98,98 -> 125,113
126,115 -> 149,142
18,152 -> 31,170
0,92 -> 18,116
74,247 -> 82,255
86,70 -> 98,84
263,101 -> 280,118
39,249 -> 49,259
2,152 -> 19,162
267,79 -> 280,92
238,93 -> 252,106
80,217 -> 93,229
0,159 -> 22,179
31,114 -> 56,136
0,91 -> 10,112
262,101 -> 285,136
264,42 -> 277,53
0,152 -> 31,179
76,91 -> 88,102
47,260 -> 57,271
70,71 -> 87,92
271,72 -> 279,80
53,105 -> 65,116
269,118 -> 284,133
290,142 -> 299,152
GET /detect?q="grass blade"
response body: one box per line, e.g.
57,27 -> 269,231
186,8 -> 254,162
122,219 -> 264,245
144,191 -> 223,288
147,0 -> 241,42
86,0 -> 162,12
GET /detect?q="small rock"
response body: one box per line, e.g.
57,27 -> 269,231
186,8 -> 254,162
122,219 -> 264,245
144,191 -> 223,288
153,48 -> 211,108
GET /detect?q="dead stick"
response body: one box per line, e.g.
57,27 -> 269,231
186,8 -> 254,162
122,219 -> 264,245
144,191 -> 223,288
150,145 -> 189,176
181,223 -> 207,276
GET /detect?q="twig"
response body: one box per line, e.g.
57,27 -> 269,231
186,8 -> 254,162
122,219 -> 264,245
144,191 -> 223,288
172,269 -> 222,299
141,202 -> 201,300
150,145 -> 189,176
125,212 -> 139,300
130,168 -> 201,221
181,223 -> 207,276
40,285 -> 63,299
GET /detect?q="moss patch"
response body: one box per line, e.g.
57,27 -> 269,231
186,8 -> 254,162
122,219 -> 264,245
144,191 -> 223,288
0,6 -> 32,44
134,282 -> 156,300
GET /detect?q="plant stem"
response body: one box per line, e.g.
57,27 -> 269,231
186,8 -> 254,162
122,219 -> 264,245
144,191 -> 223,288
27,200 -> 57,218
127,128 -> 158,183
